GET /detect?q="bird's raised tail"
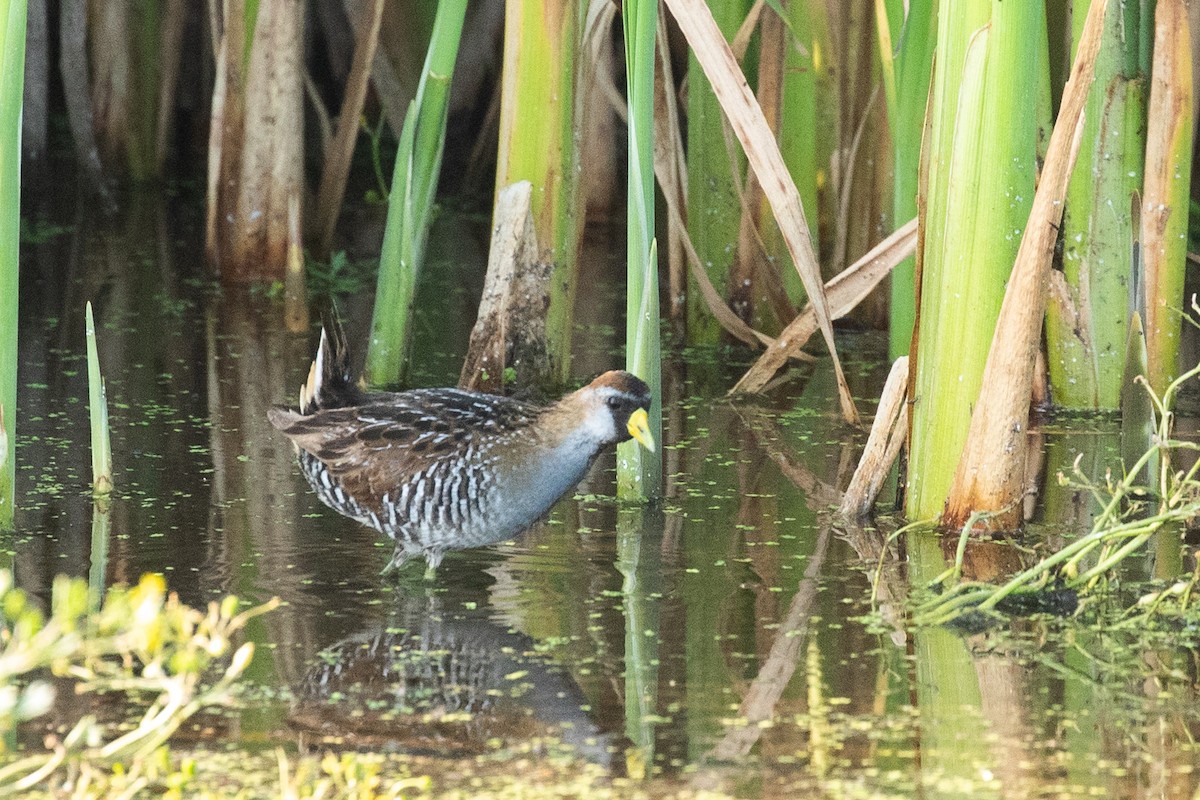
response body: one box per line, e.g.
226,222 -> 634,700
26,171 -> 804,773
281,317 -> 363,423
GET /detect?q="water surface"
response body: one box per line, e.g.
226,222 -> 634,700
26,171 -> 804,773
11,191 -> 1200,798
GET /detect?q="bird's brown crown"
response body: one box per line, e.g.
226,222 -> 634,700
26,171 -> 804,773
585,370 -> 651,409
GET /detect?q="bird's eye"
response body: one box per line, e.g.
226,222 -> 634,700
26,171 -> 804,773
606,396 -> 622,410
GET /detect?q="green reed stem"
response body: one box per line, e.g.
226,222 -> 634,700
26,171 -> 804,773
617,0 -> 662,501
364,0 -> 466,388
1046,0 -> 1149,409
616,506 -> 662,772
875,0 -> 936,358
683,0 -> 749,344
1142,0 -> 1193,396
0,0 -> 25,530
88,500 -> 110,613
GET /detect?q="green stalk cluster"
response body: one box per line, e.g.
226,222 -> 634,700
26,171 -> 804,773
364,0 -> 467,388
906,0 -> 1041,521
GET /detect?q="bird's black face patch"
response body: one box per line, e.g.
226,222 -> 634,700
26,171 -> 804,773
602,390 -> 651,440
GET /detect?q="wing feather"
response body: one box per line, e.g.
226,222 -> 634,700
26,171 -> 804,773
271,389 -> 543,511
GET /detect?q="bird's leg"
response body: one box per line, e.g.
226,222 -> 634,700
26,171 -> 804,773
381,547 -> 412,577
423,549 -> 445,581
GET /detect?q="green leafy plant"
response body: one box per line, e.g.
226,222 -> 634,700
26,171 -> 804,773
0,571 -> 277,794
306,250 -> 378,299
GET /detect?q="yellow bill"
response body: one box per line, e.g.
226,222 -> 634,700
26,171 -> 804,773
626,408 -> 656,452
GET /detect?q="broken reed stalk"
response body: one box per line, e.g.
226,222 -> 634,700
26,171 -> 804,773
0,0 -> 23,529
617,0 -> 662,501
839,356 -> 909,520
495,0 -> 581,388
458,181 -> 549,393
905,1 -> 1043,521
363,0 -> 467,388
941,0 -> 1106,531
664,0 -> 859,424
1045,0 -> 1150,410
312,0 -> 385,258
1141,0 -> 1193,396
85,303 -> 113,497
729,218 -> 917,395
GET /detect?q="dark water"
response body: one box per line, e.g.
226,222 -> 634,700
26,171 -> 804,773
11,190 -> 1200,797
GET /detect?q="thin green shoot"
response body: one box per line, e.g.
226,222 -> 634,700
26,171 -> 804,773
360,113 -> 391,203
85,302 -> 112,497
87,501 -> 109,614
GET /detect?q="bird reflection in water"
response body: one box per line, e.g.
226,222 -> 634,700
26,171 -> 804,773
289,579 -> 616,765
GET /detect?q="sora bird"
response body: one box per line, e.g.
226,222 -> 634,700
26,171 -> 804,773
268,323 -> 655,579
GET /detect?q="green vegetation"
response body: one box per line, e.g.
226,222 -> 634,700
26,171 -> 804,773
617,0 -> 662,501
305,250 -> 377,299
0,0 -> 22,530
84,302 -> 112,497
495,1 -> 580,386
906,2 -> 1041,521
913,359 -> 1200,627
364,0 -> 467,388
0,571 -> 276,794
